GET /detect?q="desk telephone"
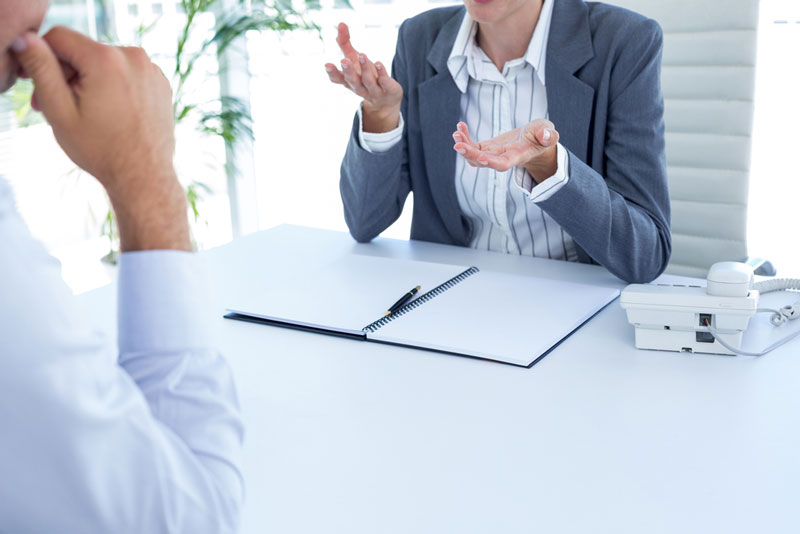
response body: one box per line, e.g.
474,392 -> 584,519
621,262 -> 800,356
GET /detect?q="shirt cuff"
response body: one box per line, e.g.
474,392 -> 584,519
357,104 -> 404,153
513,142 -> 570,203
118,250 -> 214,355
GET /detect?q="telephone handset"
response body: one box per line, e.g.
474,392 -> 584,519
620,262 -> 800,356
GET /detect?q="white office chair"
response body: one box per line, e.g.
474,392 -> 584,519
607,0 -> 773,278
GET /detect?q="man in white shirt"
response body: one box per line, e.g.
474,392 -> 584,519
1,2 -> 244,532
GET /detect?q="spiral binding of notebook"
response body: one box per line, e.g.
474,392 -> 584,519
362,266 -> 480,333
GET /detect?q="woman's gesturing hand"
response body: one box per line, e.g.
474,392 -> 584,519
452,119 -> 560,183
325,23 -> 402,133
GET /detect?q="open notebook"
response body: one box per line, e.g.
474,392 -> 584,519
225,255 -> 619,367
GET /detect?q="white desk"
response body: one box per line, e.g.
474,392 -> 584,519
78,225 -> 800,534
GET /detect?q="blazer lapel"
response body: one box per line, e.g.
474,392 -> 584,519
546,0 -> 595,162
416,2 -> 595,242
419,9 -> 470,244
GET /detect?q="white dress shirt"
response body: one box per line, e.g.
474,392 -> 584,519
0,176 -> 244,533
360,1 -> 578,260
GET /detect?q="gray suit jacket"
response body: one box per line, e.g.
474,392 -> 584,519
340,0 -> 671,283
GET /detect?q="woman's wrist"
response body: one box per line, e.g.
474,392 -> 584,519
361,102 -> 401,133
523,145 -> 559,184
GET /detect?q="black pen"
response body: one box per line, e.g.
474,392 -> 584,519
385,285 -> 421,316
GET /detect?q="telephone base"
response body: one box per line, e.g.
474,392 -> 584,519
631,325 -> 742,356
620,284 -> 759,356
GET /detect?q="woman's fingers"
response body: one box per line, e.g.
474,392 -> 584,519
484,157 -> 514,172
341,58 -> 368,97
454,138 -> 531,172
460,147 -> 513,171
336,23 -> 361,76
325,63 -> 346,85
334,53 -> 398,107
457,122 -> 472,143
359,53 -> 381,95
453,142 -> 493,167
522,119 -> 559,147
375,62 -> 398,94
454,122 -> 509,153
456,122 -> 480,147
330,23 -> 402,108
452,122 -> 481,151
454,134 -> 505,158
453,118 -> 558,171
538,125 -> 559,146
452,143 -> 481,168
452,131 -> 479,149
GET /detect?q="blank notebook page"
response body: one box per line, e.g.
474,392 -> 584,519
227,255 -> 468,334
368,270 -> 620,366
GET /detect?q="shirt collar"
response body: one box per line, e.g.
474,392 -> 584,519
447,0 -> 555,93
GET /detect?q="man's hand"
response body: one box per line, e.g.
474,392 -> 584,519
324,23 -> 402,134
452,119 -> 560,183
12,27 -> 190,252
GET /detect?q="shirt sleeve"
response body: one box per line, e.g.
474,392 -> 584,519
357,103 -> 404,153
512,142 -> 570,202
0,186 -> 244,533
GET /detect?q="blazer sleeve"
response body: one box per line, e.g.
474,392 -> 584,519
538,18 -> 671,284
339,22 -> 412,243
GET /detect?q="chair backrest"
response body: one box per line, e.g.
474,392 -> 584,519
604,0 -> 760,278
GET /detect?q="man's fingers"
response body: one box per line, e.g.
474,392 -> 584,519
32,59 -> 78,111
11,32 -> 76,126
58,59 -> 79,84
40,26 -> 99,74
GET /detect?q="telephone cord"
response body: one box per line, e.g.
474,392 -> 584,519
707,311 -> 800,357
753,278 -> 800,293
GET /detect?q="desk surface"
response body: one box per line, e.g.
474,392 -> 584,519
79,225 -> 800,534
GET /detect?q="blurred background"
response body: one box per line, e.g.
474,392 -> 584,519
0,0 -> 797,293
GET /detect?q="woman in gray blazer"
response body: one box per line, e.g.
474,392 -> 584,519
325,0 -> 670,284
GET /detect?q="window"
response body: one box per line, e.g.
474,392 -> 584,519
0,1 -> 113,294
247,0 -> 460,240
748,0 -> 800,272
